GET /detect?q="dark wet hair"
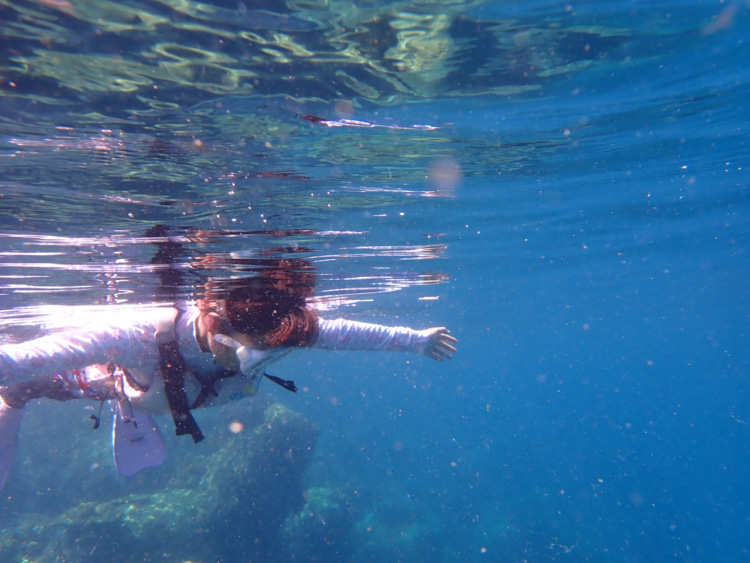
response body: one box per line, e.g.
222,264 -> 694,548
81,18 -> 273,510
221,258 -> 318,348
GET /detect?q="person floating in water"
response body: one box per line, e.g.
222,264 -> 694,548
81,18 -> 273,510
0,255 -> 457,488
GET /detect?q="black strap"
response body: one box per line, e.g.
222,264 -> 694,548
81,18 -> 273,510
90,398 -> 106,429
191,368 -> 234,409
159,340 -> 204,443
148,224 -> 205,443
264,372 -> 297,393
190,384 -> 218,410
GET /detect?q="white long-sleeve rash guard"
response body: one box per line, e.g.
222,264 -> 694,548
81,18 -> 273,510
0,305 -> 432,413
314,318 -> 431,353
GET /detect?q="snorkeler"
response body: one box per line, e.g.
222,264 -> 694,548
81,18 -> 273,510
0,258 -> 457,488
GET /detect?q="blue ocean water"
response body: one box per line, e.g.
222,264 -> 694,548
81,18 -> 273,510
1,0 -> 749,561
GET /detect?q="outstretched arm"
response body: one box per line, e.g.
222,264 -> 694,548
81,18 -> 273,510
0,315 -> 170,383
312,318 -> 458,360
0,326 -> 133,382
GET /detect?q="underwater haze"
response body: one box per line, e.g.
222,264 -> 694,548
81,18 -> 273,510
1,0 -> 749,561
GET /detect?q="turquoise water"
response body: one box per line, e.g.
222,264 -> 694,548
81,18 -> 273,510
1,1 -> 749,561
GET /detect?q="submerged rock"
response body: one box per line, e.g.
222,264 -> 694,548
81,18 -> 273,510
0,402 -> 317,562
281,486 -> 357,561
352,493 -> 443,562
279,484 -> 445,563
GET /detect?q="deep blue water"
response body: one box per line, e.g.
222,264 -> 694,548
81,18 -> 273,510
1,0 -> 749,561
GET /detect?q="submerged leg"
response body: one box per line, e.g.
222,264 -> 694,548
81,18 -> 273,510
0,377 -> 77,409
0,368 -> 117,490
0,392 -> 27,489
0,376 -> 78,409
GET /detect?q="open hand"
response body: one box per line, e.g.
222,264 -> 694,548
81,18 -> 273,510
421,327 -> 458,361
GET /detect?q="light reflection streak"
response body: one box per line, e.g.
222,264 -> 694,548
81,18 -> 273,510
0,252 -> 67,257
0,262 -> 159,274
299,115 -> 439,131
0,229 -> 366,249
0,303 -> 175,330
0,232 -> 191,248
314,244 -> 447,261
332,185 -> 437,197
2,285 -> 94,293
8,133 -> 126,151
0,232 -> 450,319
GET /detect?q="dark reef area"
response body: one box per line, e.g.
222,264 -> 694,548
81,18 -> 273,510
0,401 -> 446,562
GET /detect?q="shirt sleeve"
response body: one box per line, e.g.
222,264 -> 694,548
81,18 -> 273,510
311,318 -> 430,354
0,322 -> 155,382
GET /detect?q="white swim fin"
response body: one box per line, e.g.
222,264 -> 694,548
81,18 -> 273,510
112,402 -> 168,477
0,397 -> 24,490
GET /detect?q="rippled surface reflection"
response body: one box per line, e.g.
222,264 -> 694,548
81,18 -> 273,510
1,0 -> 670,321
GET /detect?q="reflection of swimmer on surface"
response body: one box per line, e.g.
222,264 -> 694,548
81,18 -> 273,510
0,253 -> 457,489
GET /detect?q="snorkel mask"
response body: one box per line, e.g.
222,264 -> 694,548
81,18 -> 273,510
212,333 -> 270,395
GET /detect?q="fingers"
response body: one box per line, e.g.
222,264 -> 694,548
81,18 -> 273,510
426,329 -> 458,361
440,333 -> 459,346
432,343 -> 456,359
438,335 -> 458,352
436,330 -> 458,352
